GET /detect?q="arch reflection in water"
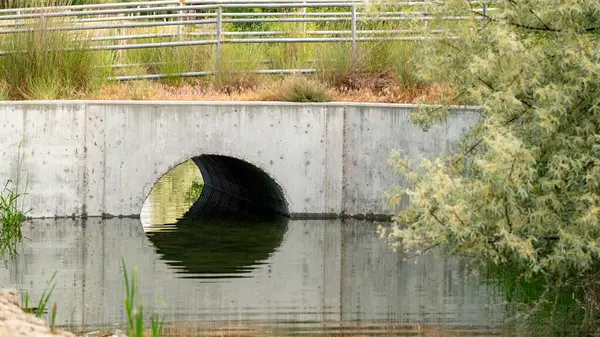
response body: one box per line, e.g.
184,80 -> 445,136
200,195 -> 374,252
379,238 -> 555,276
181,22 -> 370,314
145,216 -> 289,278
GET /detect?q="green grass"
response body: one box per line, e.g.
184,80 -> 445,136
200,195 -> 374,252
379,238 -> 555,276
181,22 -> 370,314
214,44 -> 265,93
123,42 -> 213,86
0,141 -> 27,259
16,261 -> 165,337
0,2 -> 430,100
35,271 -> 57,318
315,43 -> 356,88
122,258 -> 165,337
150,314 -> 165,337
0,13 -> 113,99
22,270 -> 57,318
0,181 -> 24,257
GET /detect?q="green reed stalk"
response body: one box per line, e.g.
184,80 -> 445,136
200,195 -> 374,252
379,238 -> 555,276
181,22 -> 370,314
0,140 -> 28,259
122,258 -> 164,337
35,270 -> 57,318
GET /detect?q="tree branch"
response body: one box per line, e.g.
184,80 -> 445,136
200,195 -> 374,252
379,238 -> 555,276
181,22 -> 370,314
504,158 -> 517,231
403,243 -> 440,259
454,138 -> 483,164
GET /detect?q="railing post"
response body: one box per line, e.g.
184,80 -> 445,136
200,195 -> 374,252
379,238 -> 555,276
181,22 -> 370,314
39,13 -> 46,35
178,0 -> 184,40
215,6 -> 222,73
351,5 -> 357,58
301,3 -> 307,53
482,2 -> 488,26
301,5 -> 307,37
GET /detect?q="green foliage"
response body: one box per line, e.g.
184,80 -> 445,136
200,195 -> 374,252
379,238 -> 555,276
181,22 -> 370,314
214,44 -> 264,92
22,270 -> 57,318
122,258 -> 164,337
187,180 -> 204,204
315,40 -> 423,90
0,26 -> 112,99
150,313 -> 164,337
0,141 -> 27,259
381,0 -> 600,304
36,271 -> 57,318
0,181 -> 24,257
481,265 -> 588,337
315,43 -> 355,88
223,7 -> 292,32
50,302 -> 57,333
124,43 -> 213,86
122,258 -> 138,336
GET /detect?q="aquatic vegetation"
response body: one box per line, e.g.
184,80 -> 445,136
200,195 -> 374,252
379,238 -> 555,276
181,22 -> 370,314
122,258 -> 165,337
0,181 -> 24,257
50,302 -> 57,333
150,314 -> 164,337
22,270 -> 57,318
0,141 -> 27,259
122,258 -> 139,336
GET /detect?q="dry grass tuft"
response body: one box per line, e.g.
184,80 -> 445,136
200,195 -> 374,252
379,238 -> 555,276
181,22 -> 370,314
91,78 -> 451,104
0,81 -> 9,101
261,76 -> 332,102
332,83 -> 454,104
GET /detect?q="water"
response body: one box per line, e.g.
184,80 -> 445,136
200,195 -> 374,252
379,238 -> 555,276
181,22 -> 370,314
0,161 -> 582,336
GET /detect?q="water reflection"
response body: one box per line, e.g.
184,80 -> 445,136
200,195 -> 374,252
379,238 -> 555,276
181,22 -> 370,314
146,217 -> 288,278
141,160 -> 203,227
0,218 -> 508,335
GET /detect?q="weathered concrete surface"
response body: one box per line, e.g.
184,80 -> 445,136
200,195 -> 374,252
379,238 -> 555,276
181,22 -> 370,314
0,289 -> 75,337
0,101 -> 478,218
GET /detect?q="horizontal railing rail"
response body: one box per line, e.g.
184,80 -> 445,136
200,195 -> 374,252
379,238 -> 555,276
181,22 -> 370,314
0,0 -> 495,81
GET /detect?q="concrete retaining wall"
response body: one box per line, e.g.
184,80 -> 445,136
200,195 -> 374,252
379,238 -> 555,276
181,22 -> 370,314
0,101 -> 479,218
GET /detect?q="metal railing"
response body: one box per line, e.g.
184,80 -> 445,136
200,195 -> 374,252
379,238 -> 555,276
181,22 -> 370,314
0,0 -> 493,81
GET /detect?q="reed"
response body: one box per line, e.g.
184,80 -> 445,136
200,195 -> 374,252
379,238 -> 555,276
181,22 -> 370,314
22,270 -> 57,318
0,141 -> 27,259
122,258 -> 165,337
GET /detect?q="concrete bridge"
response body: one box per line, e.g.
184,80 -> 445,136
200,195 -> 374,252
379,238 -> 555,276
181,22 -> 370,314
0,101 -> 478,219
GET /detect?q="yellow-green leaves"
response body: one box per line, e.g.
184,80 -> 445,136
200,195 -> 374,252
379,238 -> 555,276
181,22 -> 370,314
382,0 -> 600,290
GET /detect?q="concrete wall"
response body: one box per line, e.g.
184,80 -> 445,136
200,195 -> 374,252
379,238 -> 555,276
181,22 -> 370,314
0,101 -> 479,218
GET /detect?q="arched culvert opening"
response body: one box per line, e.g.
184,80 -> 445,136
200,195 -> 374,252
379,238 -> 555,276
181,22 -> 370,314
141,155 -> 289,227
186,155 -> 289,221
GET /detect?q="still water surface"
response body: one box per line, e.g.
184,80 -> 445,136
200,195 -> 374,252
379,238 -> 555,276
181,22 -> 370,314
0,161 -> 576,336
